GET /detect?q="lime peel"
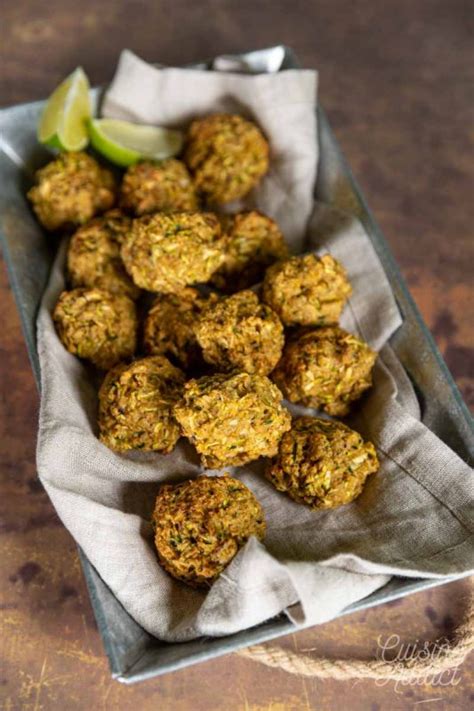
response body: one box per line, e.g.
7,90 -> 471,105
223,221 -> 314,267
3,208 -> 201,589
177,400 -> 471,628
38,67 -> 92,152
88,118 -> 184,167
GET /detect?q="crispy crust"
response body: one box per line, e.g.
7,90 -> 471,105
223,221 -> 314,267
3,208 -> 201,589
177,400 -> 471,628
98,355 -> 185,453
266,416 -> 379,509
152,475 -> 266,587
184,114 -> 269,204
121,211 -> 225,293
119,159 -> 198,215
28,152 -> 115,231
91,208 -> 132,244
67,210 -> 139,299
173,372 -> 291,468
262,254 -> 352,327
272,326 -> 376,416
52,287 -> 137,370
211,211 -> 289,292
195,290 -> 284,375
143,288 -> 218,370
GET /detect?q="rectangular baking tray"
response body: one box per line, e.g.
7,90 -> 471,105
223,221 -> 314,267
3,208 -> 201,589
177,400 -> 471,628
1,46 -> 472,684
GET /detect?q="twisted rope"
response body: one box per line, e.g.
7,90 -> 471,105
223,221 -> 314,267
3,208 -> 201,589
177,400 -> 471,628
237,587 -> 474,680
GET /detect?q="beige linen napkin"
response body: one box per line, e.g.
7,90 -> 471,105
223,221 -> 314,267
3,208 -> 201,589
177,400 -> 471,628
36,53 -> 474,642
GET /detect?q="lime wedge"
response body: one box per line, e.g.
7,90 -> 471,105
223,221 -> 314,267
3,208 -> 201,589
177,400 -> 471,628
38,67 -> 92,151
88,118 -> 184,167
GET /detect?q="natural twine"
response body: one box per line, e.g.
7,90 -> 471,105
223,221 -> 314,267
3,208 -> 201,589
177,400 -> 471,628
237,586 -> 474,680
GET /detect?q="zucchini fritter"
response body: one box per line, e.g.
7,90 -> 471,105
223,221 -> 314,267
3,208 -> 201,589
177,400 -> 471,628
121,211 -> 225,293
53,287 -> 137,370
143,288 -> 218,370
67,209 -> 139,299
195,290 -> 284,375
262,254 -> 352,327
119,159 -> 198,215
28,152 -> 115,231
184,113 -> 269,204
98,355 -> 185,453
272,326 -> 376,416
266,416 -> 379,509
174,372 -> 291,468
152,475 -> 266,587
211,211 -> 289,292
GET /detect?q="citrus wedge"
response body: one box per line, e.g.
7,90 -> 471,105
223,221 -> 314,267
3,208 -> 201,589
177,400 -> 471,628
38,67 -> 92,151
88,118 -> 184,167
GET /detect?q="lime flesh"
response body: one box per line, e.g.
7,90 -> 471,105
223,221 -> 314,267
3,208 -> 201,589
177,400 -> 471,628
88,118 -> 184,167
38,67 -> 92,151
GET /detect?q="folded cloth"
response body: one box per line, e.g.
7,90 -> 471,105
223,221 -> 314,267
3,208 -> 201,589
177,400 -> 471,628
36,53 -> 474,642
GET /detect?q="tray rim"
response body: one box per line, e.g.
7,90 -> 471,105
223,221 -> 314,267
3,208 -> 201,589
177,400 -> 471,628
0,44 -> 472,684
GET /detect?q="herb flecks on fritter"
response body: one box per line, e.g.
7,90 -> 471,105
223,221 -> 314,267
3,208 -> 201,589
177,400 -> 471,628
266,416 -> 379,509
152,474 -> 266,587
262,253 -> 352,327
28,152 -> 115,231
211,211 -> 288,292
121,211 -> 225,293
119,159 -> 198,215
195,290 -> 284,376
173,372 -> 291,468
184,113 -> 269,204
143,288 -> 218,370
272,326 -> 376,416
98,355 -> 185,453
53,287 -> 137,370
67,209 -> 139,299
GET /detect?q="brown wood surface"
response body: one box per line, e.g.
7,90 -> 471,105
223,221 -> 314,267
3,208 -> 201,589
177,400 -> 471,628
1,1 -> 473,709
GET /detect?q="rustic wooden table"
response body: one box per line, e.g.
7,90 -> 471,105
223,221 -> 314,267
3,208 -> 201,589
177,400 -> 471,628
1,1 -> 473,709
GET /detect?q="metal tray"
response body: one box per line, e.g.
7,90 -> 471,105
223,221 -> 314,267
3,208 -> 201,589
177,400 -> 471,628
1,46 -> 472,684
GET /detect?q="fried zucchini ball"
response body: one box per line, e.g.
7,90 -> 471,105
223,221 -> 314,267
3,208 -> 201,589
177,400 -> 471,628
53,287 -> 137,370
28,152 -> 115,231
98,355 -> 185,453
211,211 -> 289,292
121,211 -> 225,293
195,290 -> 284,375
184,113 -> 269,204
89,208 -> 131,243
152,475 -> 266,587
272,326 -> 376,416
143,288 -> 218,370
266,416 -> 379,509
174,372 -> 291,468
67,210 -> 139,299
119,159 -> 198,215
262,254 -> 352,327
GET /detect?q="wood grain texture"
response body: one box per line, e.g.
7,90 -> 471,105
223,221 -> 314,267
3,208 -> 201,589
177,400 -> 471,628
1,0 -> 473,708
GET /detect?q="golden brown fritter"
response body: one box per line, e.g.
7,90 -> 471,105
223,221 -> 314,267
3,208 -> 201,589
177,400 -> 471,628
184,114 -> 269,204
92,208 -> 132,244
174,372 -> 291,468
53,287 -> 137,370
121,211 -> 225,293
262,254 -> 352,327
211,211 -> 289,292
143,288 -> 218,370
195,290 -> 284,376
152,474 -> 266,587
272,326 -> 376,416
27,152 -> 115,231
67,210 -> 139,299
98,355 -> 185,453
266,416 -> 379,509
119,159 -> 198,215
